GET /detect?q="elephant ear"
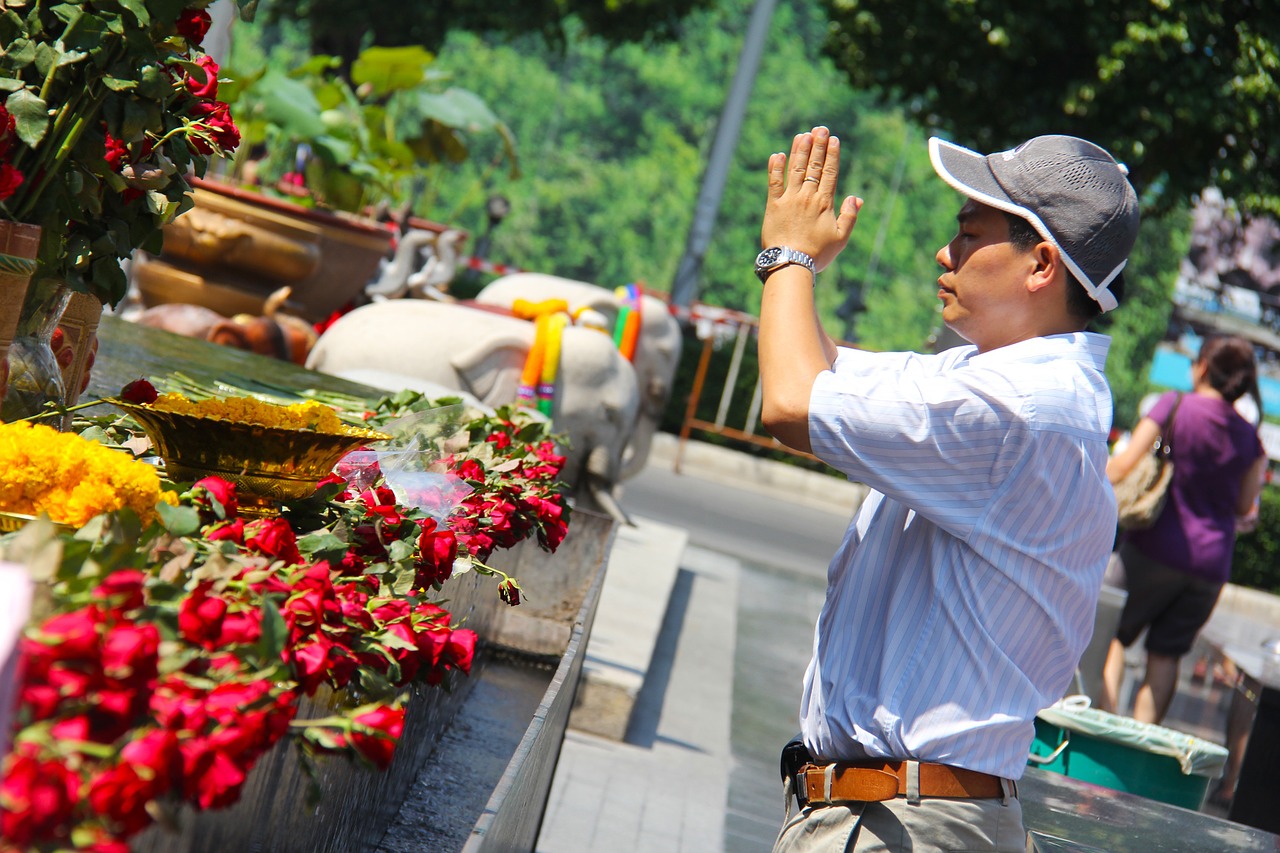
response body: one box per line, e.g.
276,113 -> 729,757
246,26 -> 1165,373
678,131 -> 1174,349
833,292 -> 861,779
449,331 -> 529,405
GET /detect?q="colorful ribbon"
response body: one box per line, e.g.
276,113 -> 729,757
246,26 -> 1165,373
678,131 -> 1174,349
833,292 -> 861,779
613,283 -> 643,362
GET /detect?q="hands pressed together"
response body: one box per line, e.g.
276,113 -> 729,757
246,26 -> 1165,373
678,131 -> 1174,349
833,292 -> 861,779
760,126 -> 863,273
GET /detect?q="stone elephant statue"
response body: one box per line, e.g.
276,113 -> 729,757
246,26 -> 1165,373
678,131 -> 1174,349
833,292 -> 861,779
475,273 -> 682,480
306,300 -> 639,520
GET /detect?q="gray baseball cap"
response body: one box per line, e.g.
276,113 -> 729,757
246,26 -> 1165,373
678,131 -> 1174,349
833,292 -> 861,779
929,135 -> 1140,313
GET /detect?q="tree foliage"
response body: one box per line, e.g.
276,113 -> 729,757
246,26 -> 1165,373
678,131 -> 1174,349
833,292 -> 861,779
258,0 -> 715,76
820,0 -> 1280,217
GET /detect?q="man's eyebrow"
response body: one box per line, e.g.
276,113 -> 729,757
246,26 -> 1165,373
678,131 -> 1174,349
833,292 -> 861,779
956,208 -> 977,225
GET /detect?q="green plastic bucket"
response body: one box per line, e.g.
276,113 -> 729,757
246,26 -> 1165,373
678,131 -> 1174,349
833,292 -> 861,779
1028,705 -> 1228,810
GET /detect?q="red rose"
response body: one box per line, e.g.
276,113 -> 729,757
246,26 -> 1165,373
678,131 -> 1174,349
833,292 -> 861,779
178,583 -> 228,649
0,750 -> 79,845
100,622 -> 160,685
486,431 -> 512,450
175,8 -> 212,44
453,458 -> 485,482
244,517 -> 302,564
0,163 -> 24,203
186,55 -> 220,100
179,737 -> 247,810
119,378 -> 158,404
348,705 -> 405,769
415,518 -> 458,588
191,475 -> 238,520
120,728 -> 179,789
498,577 -> 521,606
94,570 -> 148,613
87,762 -> 155,836
445,628 -> 476,675
217,610 -> 262,646
35,607 -> 101,658
204,517 -> 245,544
103,132 -> 129,172
189,100 -> 240,154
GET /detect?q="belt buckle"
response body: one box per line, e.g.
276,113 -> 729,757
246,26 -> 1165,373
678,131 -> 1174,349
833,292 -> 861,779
794,771 -> 812,807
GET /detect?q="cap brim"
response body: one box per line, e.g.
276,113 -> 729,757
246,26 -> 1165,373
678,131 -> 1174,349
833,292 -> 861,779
928,137 -> 1022,216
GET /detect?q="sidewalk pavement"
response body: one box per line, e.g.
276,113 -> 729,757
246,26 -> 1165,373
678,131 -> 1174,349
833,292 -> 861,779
536,545 -> 738,853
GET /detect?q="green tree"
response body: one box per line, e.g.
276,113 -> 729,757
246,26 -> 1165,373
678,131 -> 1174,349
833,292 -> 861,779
820,0 -> 1280,217
258,0 -> 716,77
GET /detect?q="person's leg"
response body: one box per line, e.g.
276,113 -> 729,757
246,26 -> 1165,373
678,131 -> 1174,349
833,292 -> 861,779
1131,651 -> 1179,724
1139,577 -> 1224,725
1098,638 -> 1129,714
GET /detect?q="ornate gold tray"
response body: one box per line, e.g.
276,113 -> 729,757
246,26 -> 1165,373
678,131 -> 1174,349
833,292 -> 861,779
111,400 -> 391,513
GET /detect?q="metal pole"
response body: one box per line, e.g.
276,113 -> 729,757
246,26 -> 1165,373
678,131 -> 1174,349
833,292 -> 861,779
669,0 -> 778,309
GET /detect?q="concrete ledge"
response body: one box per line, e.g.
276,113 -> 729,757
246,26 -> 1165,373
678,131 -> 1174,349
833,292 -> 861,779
567,517 -> 688,740
648,431 -> 868,514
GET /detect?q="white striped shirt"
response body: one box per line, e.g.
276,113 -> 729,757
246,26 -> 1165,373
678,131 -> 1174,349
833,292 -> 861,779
800,332 -> 1115,780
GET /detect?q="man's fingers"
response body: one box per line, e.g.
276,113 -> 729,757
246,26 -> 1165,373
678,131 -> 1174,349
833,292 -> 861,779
766,152 -> 786,199
835,196 -> 863,241
820,135 -> 841,194
790,132 -> 813,187
806,127 -> 828,185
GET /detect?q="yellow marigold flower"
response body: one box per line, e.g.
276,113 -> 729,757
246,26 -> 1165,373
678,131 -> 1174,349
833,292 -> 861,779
151,394 -> 346,433
0,421 -> 168,526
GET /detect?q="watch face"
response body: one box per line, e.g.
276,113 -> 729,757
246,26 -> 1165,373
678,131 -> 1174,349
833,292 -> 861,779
756,247 -> 782,268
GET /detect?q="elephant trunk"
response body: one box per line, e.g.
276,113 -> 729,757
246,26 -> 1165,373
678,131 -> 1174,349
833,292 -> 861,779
580,444 -> 633,526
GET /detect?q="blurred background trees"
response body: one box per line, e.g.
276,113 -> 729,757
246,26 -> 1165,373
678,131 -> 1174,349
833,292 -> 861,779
230,0 -> 1276,431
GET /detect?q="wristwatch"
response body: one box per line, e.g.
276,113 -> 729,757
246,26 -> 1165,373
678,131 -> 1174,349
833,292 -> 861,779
755,246 -> 816,283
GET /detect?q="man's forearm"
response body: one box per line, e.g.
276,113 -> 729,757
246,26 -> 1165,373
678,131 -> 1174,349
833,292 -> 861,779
758,265 -> 832,453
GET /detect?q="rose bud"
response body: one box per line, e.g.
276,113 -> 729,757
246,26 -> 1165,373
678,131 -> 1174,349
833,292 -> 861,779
498,578 -> 521,607
120,378 -> 158,404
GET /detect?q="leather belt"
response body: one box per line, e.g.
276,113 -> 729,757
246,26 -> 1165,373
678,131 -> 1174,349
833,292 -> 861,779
796,760 -> 1006,804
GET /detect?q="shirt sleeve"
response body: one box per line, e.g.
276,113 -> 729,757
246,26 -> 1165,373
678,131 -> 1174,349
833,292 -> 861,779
808,349 -> 1033,539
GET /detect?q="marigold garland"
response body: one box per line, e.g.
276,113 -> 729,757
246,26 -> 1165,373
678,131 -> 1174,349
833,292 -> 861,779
151,393 -> 348,433
0,421 -> 173,526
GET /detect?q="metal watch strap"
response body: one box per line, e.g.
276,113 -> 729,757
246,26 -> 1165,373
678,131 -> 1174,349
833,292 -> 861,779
756,246 -> 816,284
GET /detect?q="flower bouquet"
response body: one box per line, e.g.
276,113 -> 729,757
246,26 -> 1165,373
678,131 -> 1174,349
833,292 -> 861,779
0,0 -> 252,305
0,0 -> 254,417
0,380 -> 573,850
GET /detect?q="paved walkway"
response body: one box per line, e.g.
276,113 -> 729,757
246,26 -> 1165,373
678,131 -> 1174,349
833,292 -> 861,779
537,545 -> 738,852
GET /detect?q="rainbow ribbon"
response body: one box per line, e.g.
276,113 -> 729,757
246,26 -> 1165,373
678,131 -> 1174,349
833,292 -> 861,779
613,283 -> 643,361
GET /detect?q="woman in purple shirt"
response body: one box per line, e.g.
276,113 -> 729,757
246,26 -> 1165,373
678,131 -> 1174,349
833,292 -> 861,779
1100,335 -> 1268,725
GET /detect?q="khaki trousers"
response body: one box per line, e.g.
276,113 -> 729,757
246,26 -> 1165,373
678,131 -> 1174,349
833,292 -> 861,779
773,794 -> 1026,853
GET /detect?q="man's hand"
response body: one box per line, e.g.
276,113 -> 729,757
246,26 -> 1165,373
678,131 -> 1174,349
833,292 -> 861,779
761,126 -> 861,272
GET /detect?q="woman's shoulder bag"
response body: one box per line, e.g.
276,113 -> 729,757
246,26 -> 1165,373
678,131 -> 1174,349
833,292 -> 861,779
1114,392 -> 1184,530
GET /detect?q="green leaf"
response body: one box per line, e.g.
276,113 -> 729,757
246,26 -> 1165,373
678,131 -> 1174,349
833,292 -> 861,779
257,598 -> 288,662
413,87 -> 501,132
351,45 -> 435,98
115,0 -> 149,27
245,71 -> 327,139
155,502 -> 200,537
102,76 -> 138,92
387,538 -> 415,563
144,190 -> 167,215
5,88 -> 48,147
296,530 -> 347,561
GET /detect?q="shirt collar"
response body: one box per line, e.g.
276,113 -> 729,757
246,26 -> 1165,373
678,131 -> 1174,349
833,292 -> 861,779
963,331 -> 1110,371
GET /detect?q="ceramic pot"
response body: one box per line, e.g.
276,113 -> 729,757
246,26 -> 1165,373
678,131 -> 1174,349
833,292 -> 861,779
0,220 -> 42,406
55,290 -> 104,426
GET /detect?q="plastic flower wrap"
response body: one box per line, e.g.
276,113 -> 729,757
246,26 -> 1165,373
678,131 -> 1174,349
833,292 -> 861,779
338,404 -> 476,522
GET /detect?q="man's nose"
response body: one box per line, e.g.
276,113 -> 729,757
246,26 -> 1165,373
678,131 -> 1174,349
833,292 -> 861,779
936,244 -> 953,271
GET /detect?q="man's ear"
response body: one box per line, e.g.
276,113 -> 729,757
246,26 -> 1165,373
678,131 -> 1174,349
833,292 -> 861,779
1025,241 -> 1063,295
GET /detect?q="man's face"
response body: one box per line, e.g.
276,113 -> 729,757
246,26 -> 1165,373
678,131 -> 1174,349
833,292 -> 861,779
934,200 -> 1037,351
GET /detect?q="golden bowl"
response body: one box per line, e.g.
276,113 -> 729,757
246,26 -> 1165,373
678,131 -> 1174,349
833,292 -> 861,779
0,511 -> 76,535
111,400 -> 391,512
